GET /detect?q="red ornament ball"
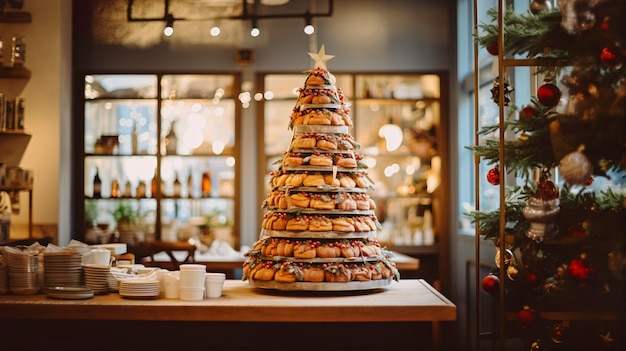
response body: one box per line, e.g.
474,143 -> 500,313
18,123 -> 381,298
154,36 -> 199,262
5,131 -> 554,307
517,305 -> 538,327
519,105 -> 538,122
481,274 -> 500,295
537,83 -> 561,107
568,255 -> 593,280
487,167 -> 500,185
600,47 -> 623,69
486,42 -> 499,56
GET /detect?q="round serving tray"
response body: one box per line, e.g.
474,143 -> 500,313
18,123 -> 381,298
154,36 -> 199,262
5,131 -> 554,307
283,165 -> 361,173
290,148 -> 357,155
260,229 -> 377,239
275,185 -> 367,193
258,255 -> 385,264
248,278 -> 392,291
266,208 -> 374,216
298,103 -> 342,110
293,125 -> 349,135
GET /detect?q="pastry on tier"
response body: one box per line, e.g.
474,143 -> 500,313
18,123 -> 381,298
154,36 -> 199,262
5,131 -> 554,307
243,46 -> 400,291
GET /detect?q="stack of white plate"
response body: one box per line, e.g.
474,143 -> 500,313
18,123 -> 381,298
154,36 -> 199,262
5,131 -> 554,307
44,286 -> 94,300
0,251 -> 8,294
83,264 -> 111,294
119,279 -> 160,299
4,246 -> 40,295
43,251 -> 83,288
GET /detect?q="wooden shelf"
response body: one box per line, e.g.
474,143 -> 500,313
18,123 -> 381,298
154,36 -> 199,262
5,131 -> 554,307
0,66 -> 31,79
0,11 -> 31,23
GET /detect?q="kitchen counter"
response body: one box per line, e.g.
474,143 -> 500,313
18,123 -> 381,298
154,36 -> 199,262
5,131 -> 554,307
0,279 -> 455,351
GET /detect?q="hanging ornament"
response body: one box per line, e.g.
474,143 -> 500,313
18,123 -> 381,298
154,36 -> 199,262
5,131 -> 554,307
600,47 -> 623,69
568,254 -> 593,281
529,339 -> 543,351
517,305 -> 538,327
490,77 -> 514,105
558,0 -> 597,34
537,82 -> 562,107
599,16 -> 610,31
507,265 -> 519,281
481,274 -> 500,295
537,178 -> 559,201
551,323 -> 565,344
558,145 -> 593,186
495,248 -> 514,268
487,166 -> 500,185
530,0 -> 552,14
523,195 -> 560,243
519,105 -> 539,122
486,41 -> 499,56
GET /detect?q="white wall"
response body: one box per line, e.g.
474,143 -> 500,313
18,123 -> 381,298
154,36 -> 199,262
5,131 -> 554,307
1,0 -> 72,244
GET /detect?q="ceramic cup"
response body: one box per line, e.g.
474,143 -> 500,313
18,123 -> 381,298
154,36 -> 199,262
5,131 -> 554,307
204,272 -> 226,298
162,272 -> 180,299
83,248 -> 111,266
179,264 -> 206,289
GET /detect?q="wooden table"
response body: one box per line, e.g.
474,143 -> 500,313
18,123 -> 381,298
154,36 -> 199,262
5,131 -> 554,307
0,279 -> 454,350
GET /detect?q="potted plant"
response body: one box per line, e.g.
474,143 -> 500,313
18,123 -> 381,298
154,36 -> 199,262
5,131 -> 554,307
111,200 -> 139,233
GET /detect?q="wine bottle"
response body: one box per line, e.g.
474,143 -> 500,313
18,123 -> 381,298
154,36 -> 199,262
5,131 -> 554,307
123,180 -> 132,198
173,173 -> 181,198
151,173 -> 158,198
201,171 -> 211,197
187,172 -> 193,198
136,180 -> 146,198
93,168 -> 102,199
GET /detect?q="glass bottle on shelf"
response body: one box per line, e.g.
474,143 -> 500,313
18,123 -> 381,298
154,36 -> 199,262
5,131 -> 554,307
136,180 -> 146,198
187,172 -> 193,198
131,123 -> 138,155
111,177 -> 120,198
201,171 -> 211,197
123,180 -> 132,198
93,168 -> 102,199
10,35 -> 25,68
150,173 -> 158,198
164,122 -> 177,155
173,173 -> 181,198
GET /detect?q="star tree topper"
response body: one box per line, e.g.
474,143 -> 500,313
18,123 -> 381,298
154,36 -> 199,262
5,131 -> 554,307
308,45 -> 335,69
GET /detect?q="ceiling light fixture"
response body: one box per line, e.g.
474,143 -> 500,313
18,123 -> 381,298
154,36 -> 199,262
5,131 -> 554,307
163,13 -> 175,36
127,0 -> 333,37
250,18 -> 260,37
303,12 -> 314,35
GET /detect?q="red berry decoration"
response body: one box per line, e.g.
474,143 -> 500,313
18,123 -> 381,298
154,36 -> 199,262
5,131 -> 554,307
537,83 -> 561,107
600,47 -> 623,69
487,166 -> 500,185
486,42 -> 499,56
517,305 -> 538,327
481,274 -> 500,295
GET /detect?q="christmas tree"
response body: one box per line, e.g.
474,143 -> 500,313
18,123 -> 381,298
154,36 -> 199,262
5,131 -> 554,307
471,1 -> 625,349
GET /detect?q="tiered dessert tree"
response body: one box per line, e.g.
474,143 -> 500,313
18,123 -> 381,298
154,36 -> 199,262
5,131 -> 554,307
242,46 -> 399,290
471,1 -> 625,349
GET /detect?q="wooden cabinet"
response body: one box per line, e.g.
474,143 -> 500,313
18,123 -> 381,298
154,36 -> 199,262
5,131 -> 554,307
256,72 -> 450,289
75,73 -> 241,248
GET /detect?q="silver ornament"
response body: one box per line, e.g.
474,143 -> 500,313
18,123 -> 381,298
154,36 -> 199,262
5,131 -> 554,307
559,147 -> 593,185
523,197 -> 560,243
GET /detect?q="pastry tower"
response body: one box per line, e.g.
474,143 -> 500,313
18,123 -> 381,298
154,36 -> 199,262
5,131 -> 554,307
243,46 -> 400,291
